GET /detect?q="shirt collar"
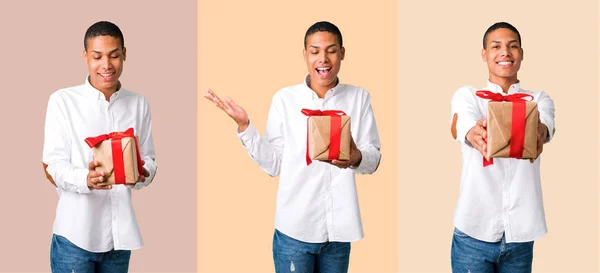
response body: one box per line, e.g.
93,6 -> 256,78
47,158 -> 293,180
486,80 -> 521,95
303,74 -> 344,99
83,75 -> 122,101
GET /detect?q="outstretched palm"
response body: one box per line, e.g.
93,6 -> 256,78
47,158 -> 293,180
204,88 -> 249,130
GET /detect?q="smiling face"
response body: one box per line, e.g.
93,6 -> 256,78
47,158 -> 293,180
303,31 -> 345,94
83,35 -> 126,95
482,28 -> 523,85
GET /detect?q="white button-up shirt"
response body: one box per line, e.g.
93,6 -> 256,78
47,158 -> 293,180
42,77 -> 157,252
451,81 -> 555,243
238,76 -> 381,243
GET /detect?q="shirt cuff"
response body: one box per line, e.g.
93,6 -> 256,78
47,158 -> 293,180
352,146 -> 380,175
237,121 -> 257,147
540,118 -> 555,143
74,168 -> 91,194
456,118 -> 477,146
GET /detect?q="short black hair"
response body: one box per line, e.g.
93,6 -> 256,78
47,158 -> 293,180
483,22 -> 521,49
304,21 -> 343,48
84,21 -> 124,51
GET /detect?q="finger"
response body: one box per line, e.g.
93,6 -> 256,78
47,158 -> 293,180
482,118 -> 487,128
88,160 -> 99,171
331,159 -> 351,169
94,184 -> 112,190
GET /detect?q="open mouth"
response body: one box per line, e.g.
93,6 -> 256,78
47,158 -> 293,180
316,67 -> 332,78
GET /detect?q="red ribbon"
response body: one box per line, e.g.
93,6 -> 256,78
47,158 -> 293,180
301,109 -> 347,165
476,90 -> 533,167
85,128 -> 144,184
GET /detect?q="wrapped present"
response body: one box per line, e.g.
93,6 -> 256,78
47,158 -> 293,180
84,128 -> 143,185
476,90 -> 538,166
301,109 -> 351,165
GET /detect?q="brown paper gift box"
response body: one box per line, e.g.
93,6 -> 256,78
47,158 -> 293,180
486,101 -> 538,160
308,116 -> 351,161
93,137 -> 140,185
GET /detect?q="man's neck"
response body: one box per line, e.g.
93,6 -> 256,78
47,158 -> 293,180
95,82 -> 121,102
489,77 -> 518,94
308,77 -> 338,99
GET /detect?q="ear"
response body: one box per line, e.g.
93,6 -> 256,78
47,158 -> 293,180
303,48 -> 307,60
340,46 -> 345,61
82,48 -> 89,64
123,47 -> 127,61
520,47 -> 524,61
481,48 -> 487,62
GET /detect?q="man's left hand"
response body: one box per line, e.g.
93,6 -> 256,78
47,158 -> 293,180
329,137 -> 362,169
136,160 -> 150,183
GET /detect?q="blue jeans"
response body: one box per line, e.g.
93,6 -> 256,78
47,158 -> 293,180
50,234 -> 131,273
451,228 -> 534,273
272,229 -> 351,273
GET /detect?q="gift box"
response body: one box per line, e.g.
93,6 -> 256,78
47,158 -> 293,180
476,91 -> 538,163
85,128 -> 143,185
301,109 -> 351,165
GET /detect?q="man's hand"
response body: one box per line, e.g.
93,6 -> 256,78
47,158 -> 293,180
137,160 -> 150,183
87,159 -> 112,190
329,136 -> 362,169
466,118 -> 488,157
204,88 -> 250,132
530,119 -> 548,163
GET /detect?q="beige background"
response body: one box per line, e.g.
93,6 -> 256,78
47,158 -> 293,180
0,1 -> 197,272
198,1 -> 398,272
398,1 -> 599,272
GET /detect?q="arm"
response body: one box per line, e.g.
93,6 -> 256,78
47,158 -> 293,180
350,91 -> 381,175
237,93 -> 284,176
131,98 -> 158,190
451,87 -> 483,146
537,91 -> 556,143
42,93 -> 91,194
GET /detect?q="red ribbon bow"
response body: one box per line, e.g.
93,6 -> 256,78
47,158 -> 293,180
301,109 -> 347,165
85,128 -> 144,184
476,90 -> 533,167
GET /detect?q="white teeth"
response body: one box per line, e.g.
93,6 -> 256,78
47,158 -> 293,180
100,73 -> 114,77
497,61 -> 512,65
316,67 -> 331,71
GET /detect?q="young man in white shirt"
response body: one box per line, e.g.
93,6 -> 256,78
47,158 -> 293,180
42,21 -> 157,273
450,22 -> 555,273
205,21 -> 381,273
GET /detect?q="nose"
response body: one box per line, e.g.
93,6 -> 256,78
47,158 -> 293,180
318,51 -> 329,63
500,46 -> 511,57
101,56 -> 112,69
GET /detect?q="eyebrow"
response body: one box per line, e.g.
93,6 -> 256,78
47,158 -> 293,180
490,40 -> 519,44
309,43 -> 338,49
91,48 -> 121,54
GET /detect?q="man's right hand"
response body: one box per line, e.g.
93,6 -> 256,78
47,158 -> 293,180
87,160 -> 112,190
466,118 -> 488,157
204,88 -> 250,132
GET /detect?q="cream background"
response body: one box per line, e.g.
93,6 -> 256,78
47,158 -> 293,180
398,1 -> 599,272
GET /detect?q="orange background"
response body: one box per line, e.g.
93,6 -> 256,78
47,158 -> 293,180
198,0 -> 399,272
